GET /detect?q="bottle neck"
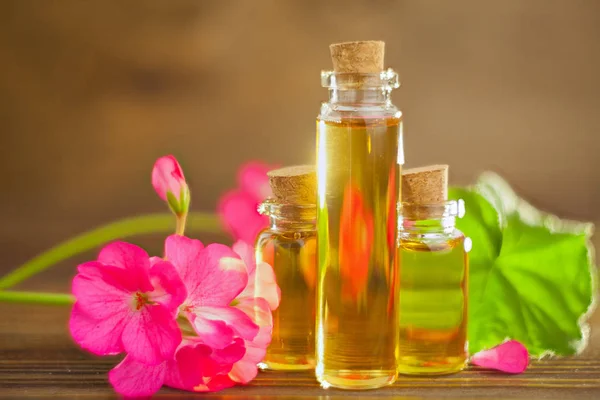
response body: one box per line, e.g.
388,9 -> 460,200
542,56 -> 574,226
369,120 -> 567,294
321,69 -> 399,107
328,87 -> 391,106
398,215 -> 456,235
398,200 -> 463,236
259,200 -> 316,232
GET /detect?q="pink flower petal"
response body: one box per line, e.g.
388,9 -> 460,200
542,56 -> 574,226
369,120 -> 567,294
254,261 -> 281,310
194,375 -> 237,392
181,243 -> 248,307
233,241 -> 281,310
152,155 -> 186,202
187,313 -> 236,349
194,305 -> 259,342
229,344 -> 266,383
232,240 -> 256,276
69,303 -> 126,356
237,161 -> 273,202
471,340 -> 529,374
122,305 -> 182,365
72,263 -> 131,320
108,355 -> 166,398
97,242 -> 153,292
218,190 -> 268,243
164,235 -> 205,285
167,342 -> 212,389
164,339 -> 245,392
148,260 -> 187,312
234,297 -> 273,348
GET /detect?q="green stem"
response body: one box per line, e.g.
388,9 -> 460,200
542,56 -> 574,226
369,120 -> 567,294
176,212 -> 188,236
0,291 -> 74,305
0,212 -> 223,290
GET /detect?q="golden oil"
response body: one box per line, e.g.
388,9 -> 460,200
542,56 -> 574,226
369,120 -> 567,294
316,67 -> 403,388
397,167 -> 469,375
398,233 -> 468,374
256,166 -> 317,370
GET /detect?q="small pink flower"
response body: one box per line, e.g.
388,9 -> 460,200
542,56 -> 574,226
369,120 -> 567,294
152,155 -> 190,215
218,162 -> 275,243
69,242 -> 187,365
164,235 -> 260,348
471,340 -> 529,374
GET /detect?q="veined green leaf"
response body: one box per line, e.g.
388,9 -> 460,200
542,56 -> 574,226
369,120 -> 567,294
449,172 -> 595,356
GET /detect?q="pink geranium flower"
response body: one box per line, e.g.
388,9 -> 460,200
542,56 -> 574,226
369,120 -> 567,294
105,235 -> 277,396
471,340 -> 529,374
163,235 -> 260,348
152,155 -> 190,215
218,162 -> 275,243
69,242 -> 187,365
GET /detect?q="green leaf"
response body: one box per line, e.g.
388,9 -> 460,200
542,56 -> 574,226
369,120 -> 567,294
449,172 -> 595,356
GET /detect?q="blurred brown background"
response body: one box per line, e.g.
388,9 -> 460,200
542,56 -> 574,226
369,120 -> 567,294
0,0 -> 598,280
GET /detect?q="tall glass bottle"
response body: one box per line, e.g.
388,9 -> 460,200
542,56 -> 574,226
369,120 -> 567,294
315,41 -> 403,389
397,165 -> 469,375
255,166 -> 317,370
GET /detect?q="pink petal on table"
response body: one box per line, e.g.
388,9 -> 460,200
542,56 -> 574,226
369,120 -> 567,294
122,304 -> 182,365
471,340 -> 529,374
218,190 -> 269,243
148,260 -> 187,312
151,155 -> 186,202
69,303 -> 126,356
194,305 -> 259,342
97,241 -> 153,292
109,355 -> 166,398
229,343 -> 266,383
237,161 -> 273,202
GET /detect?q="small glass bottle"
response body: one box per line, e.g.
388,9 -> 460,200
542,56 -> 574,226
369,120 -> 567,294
255,165 -> 317,370
397,165 -> 469,375
316,41 -> 403,389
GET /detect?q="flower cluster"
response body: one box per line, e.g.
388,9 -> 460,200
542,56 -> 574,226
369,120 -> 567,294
69,156 -> 280,397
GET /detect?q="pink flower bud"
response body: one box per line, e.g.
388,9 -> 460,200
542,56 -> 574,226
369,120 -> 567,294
152,155 -> 190,215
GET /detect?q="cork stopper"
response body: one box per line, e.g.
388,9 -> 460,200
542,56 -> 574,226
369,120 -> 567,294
267,165 -> 316,205
329,41 -> 385,73
402,165 -> 449,204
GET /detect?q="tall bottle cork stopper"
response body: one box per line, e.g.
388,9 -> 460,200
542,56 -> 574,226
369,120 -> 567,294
329,41 -> 385,73
402,164 -> 449,204
267,165 -> 316,205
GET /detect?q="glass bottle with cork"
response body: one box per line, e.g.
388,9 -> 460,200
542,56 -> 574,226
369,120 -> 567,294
397,165 -> 469,375
255,165 -> 317,370
316,41 -> 403,389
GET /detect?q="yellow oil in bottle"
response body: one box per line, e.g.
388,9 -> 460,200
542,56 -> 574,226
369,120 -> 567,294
256,229 -> 317,370
397,235 -> 468,375
316,117 -> 402,389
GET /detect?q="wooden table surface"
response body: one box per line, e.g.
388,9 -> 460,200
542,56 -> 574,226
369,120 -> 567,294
0,304 -> 598,399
